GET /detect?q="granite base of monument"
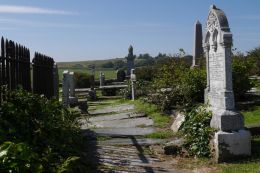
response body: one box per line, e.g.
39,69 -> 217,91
213,130 -> 251,163
210,110 -> 244,131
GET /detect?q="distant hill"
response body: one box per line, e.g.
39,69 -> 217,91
57,58 -> 125,69
57,54 -> 193,70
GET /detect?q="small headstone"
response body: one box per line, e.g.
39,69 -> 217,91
170,112 -> 185,133
116,69 -> 126,82
99,72 -> 105,87
62,70 -> 78,107
204,5 -> 251,162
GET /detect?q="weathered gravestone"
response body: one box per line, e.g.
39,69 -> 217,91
99,72 -> 105,87
204,5 -> 251,162
62,71 -> 78,107
53,64 -> 59,98
192,20 -> 203,67
117,69 -> 126,82
126,45 -> 136,76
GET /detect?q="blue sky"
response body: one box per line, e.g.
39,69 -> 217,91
0,0 -> 259,62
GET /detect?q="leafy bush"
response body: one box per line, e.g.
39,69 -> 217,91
0,89 -> 87,172
247,47 -> 260,75
180,105 -> 213,157
119,80 -> 152,99
0,141 -> 43,172
150,59 -> 206,110
135,67 -> 157,81
102,61 -> 114,68
232,56 -> 255,99
74,72 -> 94,88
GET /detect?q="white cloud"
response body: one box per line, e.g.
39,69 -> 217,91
0,5 -> 77,15
0,18 -> 83,29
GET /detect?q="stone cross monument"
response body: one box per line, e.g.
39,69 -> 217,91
192,20 -> 203,67
204,5 -> 251,162
126,45 -> 136,76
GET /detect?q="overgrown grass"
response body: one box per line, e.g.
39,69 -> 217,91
220,136 -> 260,173
242,106 -> 260,126
132,99 -> 171,128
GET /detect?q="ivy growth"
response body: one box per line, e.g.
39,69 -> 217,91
180,105 -> 214,157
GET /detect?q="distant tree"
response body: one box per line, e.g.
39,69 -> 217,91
113,60 -> 125,70
137,53 -> 152,60
247,47 -> 260,75
102,61 -> 114,68
73,64 -> 84,68
135,59 -> 155,67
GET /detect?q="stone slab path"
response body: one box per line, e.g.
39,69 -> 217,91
81,103 -> 191,173
89,104 -> 135,115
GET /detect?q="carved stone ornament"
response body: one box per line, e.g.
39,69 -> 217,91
206,11 -> 219,33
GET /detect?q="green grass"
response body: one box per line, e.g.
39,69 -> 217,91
220,136 -> 260,173
144,130 -> 175,139
97,136 -> 112,141
132,99 -> 171,128
58,67 -> 117,82
242,106 -> 260,126
57,58 -> 124,69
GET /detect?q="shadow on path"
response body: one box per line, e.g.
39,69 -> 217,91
130,136 -> 156,173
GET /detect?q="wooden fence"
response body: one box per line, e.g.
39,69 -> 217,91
33,53 -> 55,99
0,37 -> 57,102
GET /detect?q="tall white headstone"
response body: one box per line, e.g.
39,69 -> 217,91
130,69 -> 136,101
204,5 -> 251,162
62,70 -> 78,107
69,72 -> 75,97
62,70 -> 70,107
99,72 -> 105,87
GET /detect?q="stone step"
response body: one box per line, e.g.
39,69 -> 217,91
88,112 -> 146,122
97,138 -> 165,146
83,127 -> 155,137
89,104 -> 135,115
85,117 -> 153,128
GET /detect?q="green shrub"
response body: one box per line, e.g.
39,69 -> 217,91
232,57 -> 255,99
119,80 -> 152,99
0,89 -> 87,172
0,141 -> 43,172
135,67 -> 157,81
74,72 -> 94,88
247,47 -> 260,75
180,105 -> 213,157
150,59 -> 206,110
